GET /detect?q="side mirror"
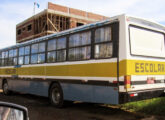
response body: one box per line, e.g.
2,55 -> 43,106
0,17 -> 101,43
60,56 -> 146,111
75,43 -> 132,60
0,102 -> 29,120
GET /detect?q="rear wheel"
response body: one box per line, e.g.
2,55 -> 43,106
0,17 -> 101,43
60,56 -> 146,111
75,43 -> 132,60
2,81 -> 11,95
49,83 -> 64,108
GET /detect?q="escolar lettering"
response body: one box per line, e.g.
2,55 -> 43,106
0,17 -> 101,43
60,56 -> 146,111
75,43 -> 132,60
135,63 -> 165,73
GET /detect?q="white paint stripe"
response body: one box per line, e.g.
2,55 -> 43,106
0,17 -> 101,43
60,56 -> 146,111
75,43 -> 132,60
0,75 -> 11,77
119,76 -> 124,81
0,75 -> 117,83
131,75 -> 165,81
0,66 -> 15,69
15,58 -> 117,68
130,83 -> 165,91
119,75 -> 165,82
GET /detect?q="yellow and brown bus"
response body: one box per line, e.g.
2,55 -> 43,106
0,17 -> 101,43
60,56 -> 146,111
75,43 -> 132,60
1,14 -> 165,107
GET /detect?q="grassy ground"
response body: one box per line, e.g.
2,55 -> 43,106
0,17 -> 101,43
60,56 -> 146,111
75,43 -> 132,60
120,97 -> 165,115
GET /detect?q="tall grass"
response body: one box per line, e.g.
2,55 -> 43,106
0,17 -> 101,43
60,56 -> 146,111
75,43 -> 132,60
120,97 -> 165,115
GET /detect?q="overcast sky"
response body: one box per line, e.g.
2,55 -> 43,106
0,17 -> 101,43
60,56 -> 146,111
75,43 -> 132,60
0,0 -> 165,49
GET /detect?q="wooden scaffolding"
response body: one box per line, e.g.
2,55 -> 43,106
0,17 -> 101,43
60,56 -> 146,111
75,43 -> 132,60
33,11 -> 70,38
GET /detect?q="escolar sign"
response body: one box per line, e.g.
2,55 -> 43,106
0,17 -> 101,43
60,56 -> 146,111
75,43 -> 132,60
135,63 -> 165,73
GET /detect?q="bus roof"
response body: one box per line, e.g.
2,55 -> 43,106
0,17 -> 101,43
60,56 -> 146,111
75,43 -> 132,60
1,14 -> 165,51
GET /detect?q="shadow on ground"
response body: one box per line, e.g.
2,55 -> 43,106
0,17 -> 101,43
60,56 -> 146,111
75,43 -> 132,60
0,92 -> 162,120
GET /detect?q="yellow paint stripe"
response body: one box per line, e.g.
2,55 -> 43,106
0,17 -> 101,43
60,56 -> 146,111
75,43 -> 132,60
1,60 -> 165,77
1,62 -> 117,77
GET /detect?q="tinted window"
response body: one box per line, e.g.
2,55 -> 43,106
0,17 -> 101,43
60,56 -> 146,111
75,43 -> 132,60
25,46 -> 30,55
57,37 -> 66,49
13,49 -> 17,57
95,43 -> 113,58
13,58 -> 17,65
19,47 -> 24,56
1,59 -> 4,66
69,46 -> 91,61
31,44 -> 38,53
24,56 -> 30,65
9,50 -> 13,57
69,32 -> 91,47
0,59 -> 1,66
2,52 -> 5,58
47,51 -> 56,63
18,56 -> 24,65
95,27 -> 112,43
48,39 -> 56,51
31,54 -> 38,64
5,51 -> 8,58
8,58 -> 13,66
39,42 -> 45,52
57,50 -> 66,62
38,53 -> 45,63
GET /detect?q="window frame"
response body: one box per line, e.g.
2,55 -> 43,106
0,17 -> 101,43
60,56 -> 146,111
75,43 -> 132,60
68,30 -> 92,61
46,36 -> 67,63
93,24 -> 115,59
30,42 -> 46,64
129,24 -> 165,58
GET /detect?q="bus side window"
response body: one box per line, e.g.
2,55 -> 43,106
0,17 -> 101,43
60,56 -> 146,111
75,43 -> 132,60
31,44 -> 38,54
56,37 -> 66,62
13,49 -> 18,65
68,31 -> 91,61
9,49 -> 14,66
94,26 -> 113,59
18,47 -> 24,65
38,53 -> 45,63
31,42 -> 46,64
25,46 -> 30,55
47,39 -> 56,63
24,56 -> 30,65
0,52 -> 1,66
4,51 -> 8,66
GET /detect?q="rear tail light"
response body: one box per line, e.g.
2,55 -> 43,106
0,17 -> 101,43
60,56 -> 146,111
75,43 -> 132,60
130,93 -> 138,97
124,75 -> 131,91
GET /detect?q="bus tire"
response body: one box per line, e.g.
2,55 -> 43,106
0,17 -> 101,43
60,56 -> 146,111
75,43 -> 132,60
2,80 -> 11,95
49,83 -> 64,108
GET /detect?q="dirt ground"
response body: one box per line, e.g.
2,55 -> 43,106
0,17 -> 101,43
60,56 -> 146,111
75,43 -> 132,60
0,90 -> 164,120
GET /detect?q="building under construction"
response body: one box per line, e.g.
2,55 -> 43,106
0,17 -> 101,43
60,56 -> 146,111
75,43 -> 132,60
16,2 -> 109,43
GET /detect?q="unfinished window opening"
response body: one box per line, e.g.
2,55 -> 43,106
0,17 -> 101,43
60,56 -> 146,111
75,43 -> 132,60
77,22 -> 84,27
22,27 -> 26,31
17,29 -> 21,35
27,24 -> 32,31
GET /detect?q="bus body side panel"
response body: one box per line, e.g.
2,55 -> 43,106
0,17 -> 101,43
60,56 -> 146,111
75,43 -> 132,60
0,79 -> 2,89
61,83 -> 119,104
8,79 -> 49,97
7,79 -> 119,104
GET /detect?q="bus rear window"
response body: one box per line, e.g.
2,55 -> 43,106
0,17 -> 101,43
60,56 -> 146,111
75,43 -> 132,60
130,26 -> 165,58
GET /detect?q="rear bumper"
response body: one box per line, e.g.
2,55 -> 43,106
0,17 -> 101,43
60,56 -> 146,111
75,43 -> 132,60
119,88 -> 165,104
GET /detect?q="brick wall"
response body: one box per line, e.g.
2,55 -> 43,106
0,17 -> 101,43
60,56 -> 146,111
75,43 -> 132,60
48,2 -> 108,21
16,20 -> 34,42
48,2 -> 68,13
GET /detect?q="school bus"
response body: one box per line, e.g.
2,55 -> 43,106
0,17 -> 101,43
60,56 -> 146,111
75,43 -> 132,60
0,14 -> 165,107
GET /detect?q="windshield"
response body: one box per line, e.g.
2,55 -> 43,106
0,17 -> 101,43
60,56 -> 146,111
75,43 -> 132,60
130,26 -> 165,58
